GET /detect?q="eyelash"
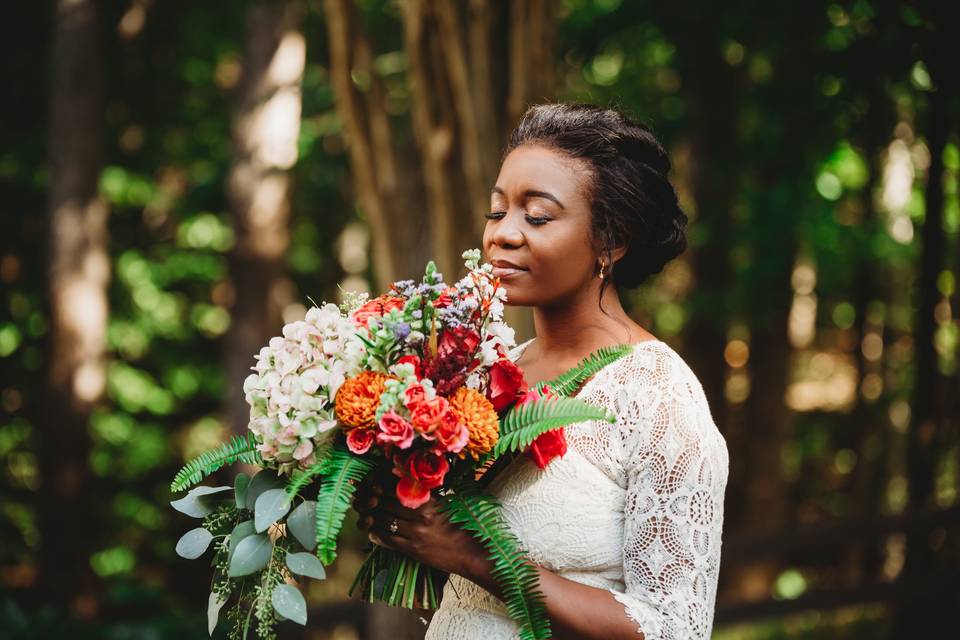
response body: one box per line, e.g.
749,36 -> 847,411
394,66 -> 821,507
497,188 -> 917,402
485,211 -> 550,226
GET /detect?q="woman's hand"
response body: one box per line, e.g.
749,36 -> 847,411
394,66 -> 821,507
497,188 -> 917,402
352,481 -> 493,584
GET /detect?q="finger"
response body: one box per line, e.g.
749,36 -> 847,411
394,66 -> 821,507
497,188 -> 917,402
370,501 -> 416,523
356,513 -> 374,531
369,517 -> 411,543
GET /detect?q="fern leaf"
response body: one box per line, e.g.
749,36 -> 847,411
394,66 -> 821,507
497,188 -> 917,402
315,445 -> 375,565
538,343 -> 635,397
440,489 -> 552,639
493,396 -> 614,458
284,441 -> 335,500
170,433 -> 262,492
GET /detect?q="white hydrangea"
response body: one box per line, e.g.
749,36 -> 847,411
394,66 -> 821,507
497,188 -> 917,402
243,302 -> 359,471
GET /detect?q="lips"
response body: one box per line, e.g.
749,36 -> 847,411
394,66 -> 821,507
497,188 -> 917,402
490,259 -> 527,279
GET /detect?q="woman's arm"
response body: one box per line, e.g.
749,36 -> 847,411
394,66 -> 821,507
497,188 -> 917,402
464,554 -> 645,640
358,487 -> 645,640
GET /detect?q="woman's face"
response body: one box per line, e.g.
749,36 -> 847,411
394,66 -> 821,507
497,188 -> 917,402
483,144 -> 599,307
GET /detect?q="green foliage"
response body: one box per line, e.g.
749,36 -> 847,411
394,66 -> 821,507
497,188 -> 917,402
440,488 -> 551,640
314,446 -> 375,565
493,396 -> 615,458
537,343 -> 635,397
170,433 -> 261,492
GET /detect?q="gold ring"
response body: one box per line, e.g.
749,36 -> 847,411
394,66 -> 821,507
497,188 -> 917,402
388,519 -> 399,534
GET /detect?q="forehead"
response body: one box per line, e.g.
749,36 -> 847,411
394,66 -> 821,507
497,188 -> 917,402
493,144 -> 591,202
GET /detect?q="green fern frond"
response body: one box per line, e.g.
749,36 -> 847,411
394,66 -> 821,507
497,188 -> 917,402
538,343 -> 635,397
492,396 -> 614,458
170,433 -> 262,492
315,445 -> 375,565
284,441 -> 335,500
440,489 -> 552,639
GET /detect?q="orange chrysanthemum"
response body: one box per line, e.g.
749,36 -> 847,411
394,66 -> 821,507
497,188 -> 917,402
335,371 -> 391,428
448,386 -> 499,461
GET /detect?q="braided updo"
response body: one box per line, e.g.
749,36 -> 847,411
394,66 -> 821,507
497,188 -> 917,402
503,103 -> 687,292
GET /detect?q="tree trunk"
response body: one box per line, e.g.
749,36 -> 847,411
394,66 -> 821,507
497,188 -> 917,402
224,0 -> 305,436
896,11 -> 953,631
39,0 -> 106,617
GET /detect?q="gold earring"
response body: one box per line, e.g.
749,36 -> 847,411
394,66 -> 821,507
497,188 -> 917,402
598,261 -> 606,279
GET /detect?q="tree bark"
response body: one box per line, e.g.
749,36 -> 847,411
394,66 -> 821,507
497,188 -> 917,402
224,0 -> 305,436
39,0 -> 107,616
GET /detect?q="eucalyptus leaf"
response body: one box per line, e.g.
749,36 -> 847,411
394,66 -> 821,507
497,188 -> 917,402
207,591 -> 228,636
226,520 -> 255,566
254,488 -> 291,533
176,527 -> 213,559
285,551 -> 326,580
245,469 -> 285,511
234,473 -> 251,509
170,486 -> 232,518
271,584 -> 307,625
286,500 -> 316,550
227,533 -> 272,577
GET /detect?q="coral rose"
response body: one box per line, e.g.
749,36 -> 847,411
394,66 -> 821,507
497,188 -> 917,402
409,396 -> 453,438
392,449 -> 449,509
346,427 -> 375,455
335,371 -> 391,428
351,294 -> 405,329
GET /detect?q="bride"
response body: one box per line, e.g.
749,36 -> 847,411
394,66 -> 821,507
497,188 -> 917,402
354,102 -> 729,639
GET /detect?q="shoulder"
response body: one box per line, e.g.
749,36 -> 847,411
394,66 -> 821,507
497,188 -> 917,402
604,342 -> 729,474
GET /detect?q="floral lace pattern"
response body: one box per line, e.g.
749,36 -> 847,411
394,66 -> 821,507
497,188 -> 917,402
425,339 -> 729,639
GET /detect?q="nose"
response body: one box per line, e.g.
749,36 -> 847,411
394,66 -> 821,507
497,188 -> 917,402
487,210 -> 525,249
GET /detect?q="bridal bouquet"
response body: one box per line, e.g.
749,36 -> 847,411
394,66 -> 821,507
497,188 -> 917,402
169,249 -> 634,640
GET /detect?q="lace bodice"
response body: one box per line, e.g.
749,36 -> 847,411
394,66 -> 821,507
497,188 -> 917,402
425,338 -> 729,639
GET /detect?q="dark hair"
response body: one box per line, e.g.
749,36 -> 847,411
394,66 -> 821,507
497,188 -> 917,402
503,102 -> 687,297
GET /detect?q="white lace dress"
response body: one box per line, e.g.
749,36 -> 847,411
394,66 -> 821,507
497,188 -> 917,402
424,338 -> 729,639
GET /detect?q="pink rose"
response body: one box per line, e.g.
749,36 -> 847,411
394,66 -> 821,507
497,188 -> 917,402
376,411 -> 415,449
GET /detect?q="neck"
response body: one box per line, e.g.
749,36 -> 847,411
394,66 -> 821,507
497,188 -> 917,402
530,281 -> 636,357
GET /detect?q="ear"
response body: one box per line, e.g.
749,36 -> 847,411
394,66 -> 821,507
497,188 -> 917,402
609,242 -> 628,264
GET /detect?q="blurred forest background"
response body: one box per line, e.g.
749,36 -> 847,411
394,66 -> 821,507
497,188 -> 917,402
1,0 -> 958,638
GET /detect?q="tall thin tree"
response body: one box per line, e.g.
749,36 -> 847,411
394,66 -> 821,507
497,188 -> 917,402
225,0 -> 306,436
40,0 -> 107,615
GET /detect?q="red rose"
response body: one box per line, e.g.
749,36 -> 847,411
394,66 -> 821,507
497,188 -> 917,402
345,427 -> 375,455
410,396 -> 452,438
397,355 -> 423,380
376,411 -> 415,449
438,326 -> 481,359
351,295 -> 405,329
392,449 -> 449,509
517,384 -> 568,469
402,382 -> 428,410
488,359 -> 528,413
525,427 -> 568,469
434,286 -> 457,309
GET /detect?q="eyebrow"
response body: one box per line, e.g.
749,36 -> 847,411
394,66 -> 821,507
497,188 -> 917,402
491,186 -> 565,210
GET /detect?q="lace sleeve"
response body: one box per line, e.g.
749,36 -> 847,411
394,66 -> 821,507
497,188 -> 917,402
606,352 -> 729,639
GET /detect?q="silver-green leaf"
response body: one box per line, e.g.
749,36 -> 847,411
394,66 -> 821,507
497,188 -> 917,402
226,520 -> 255,567
271,584 -> 307,625
176,527 -> 213,559
286,500 -> 316,550
234,473 -> 251,509
170,486 -> 232,518
245,469 -> 285,511
207,591 -> 228,636
254,488 -> 291,533
285,551 -> 326,580
227,533 -> 272,577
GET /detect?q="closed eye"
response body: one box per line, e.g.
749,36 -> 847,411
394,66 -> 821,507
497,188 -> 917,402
485,211 -> 551,226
